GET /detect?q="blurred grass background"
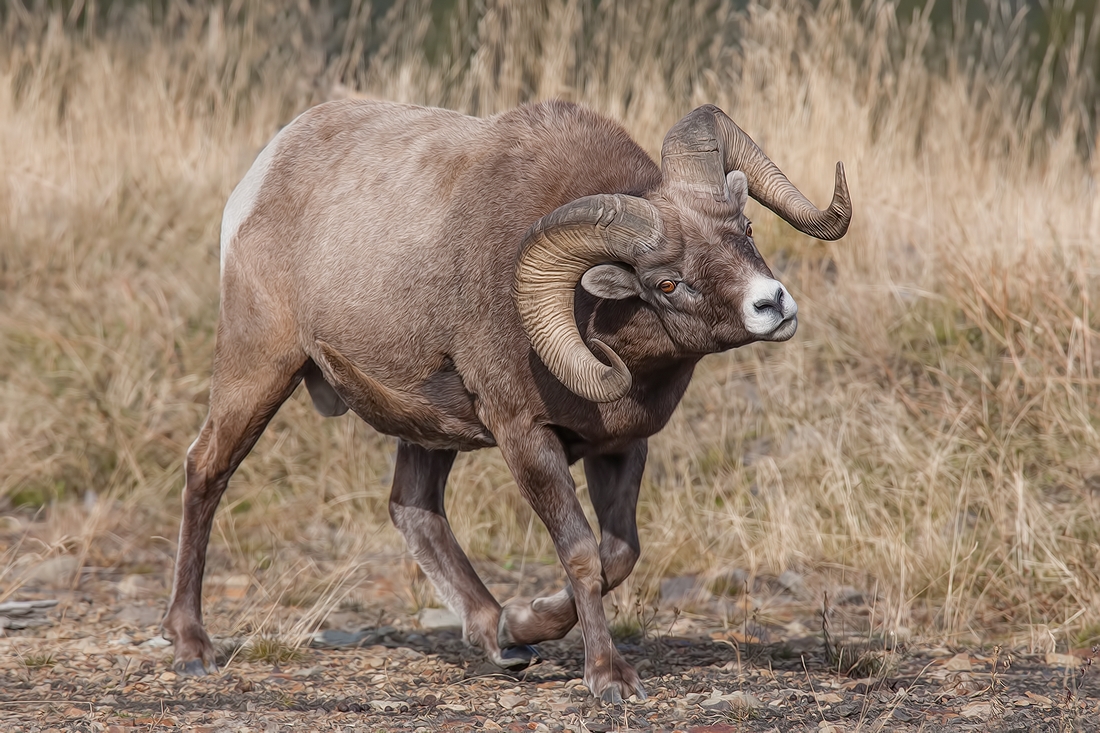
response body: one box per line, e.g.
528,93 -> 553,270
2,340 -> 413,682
1,0 -> 1099,650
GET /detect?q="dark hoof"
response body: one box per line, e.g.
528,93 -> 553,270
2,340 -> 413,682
600,686 -> 623,705
495,644 -> 541,671
175,658 -> 214,676
633,683 -> 648,701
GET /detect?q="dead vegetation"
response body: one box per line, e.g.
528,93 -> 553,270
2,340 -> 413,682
1,0 -> 1099,665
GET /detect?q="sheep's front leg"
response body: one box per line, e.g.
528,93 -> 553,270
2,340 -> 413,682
497,427 -> 645,703
498,440 -> 646,647
389,440 -> 538,670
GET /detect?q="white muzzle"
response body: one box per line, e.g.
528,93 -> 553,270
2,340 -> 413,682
742,277 -> 798,340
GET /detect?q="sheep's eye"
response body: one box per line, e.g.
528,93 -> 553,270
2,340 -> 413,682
658,280 -> 677,294
745,222 -> 753,237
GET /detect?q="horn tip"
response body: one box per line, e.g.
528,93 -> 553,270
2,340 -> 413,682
589,338 -> 632,402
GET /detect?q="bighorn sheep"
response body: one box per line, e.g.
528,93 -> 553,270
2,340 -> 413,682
162,99 -> 851,702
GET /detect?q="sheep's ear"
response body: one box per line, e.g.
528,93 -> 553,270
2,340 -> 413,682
726,170 -> 748,215
582,264 -> 641,300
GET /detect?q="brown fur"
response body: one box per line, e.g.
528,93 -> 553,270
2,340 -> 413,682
162,99 -> 820,702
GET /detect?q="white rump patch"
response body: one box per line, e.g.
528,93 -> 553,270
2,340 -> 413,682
742,277 -> 798,338
220,123 -> 295,275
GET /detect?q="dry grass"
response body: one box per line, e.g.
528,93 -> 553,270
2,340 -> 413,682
1,0 -> 1098,651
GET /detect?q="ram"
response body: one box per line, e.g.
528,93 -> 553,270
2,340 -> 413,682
162,99 -> 851,702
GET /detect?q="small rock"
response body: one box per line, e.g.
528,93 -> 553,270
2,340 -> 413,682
960,700 -> 991,719
944,653 -> 972,672
417,607 -> 461,631
160,671 -> 177,682
777,569 -> 806,596
1045,652 -> 1082,669
700,697 -> 731,711
814,692 -> 843,705
220,574 -> 251,600
368,699 -> 405,712
115,604 -> 161,628
726,691 -> 763,708
1025,691 -> 1053,706
709,568 -> 750,596
498,692 -> 527,710
312,628 -> 372,647
782,636 -> 819,655
116,575 -> 150,598
660,576 -> 704,606
834,586 -> 864,606
0,599 -> 58,629
139,635 -> 171,649
28,556 -> 80,587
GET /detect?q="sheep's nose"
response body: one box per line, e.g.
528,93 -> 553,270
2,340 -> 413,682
754,287 -> 786,316
742,277 -> 798,337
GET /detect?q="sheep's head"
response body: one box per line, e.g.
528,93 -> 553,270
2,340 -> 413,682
514,105 -> 852,403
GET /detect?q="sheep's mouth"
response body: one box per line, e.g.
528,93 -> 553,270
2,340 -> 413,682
764,315 -> 798,342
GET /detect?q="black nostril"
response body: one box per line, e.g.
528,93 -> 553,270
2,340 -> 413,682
754,289 -> 784,314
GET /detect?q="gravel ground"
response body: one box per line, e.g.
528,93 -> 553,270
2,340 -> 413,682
2,559 -> 1098,732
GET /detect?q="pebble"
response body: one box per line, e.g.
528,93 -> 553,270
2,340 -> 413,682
417,607 -> 461,631
139,635 -> 171,649
1045,652 -> 1082,669
777,569 -> 807,596
27,556 -> 80,587
943,653 -> 972,671
498,692 -> 527,710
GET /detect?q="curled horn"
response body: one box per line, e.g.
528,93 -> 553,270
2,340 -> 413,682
513,194 -> 663,403
661,105 -> 851,240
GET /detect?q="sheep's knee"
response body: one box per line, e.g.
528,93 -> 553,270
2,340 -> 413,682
561,537 -> 603,594
600,535 -> 638,592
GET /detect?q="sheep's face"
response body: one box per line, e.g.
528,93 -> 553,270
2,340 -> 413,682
581,171 -> 798,356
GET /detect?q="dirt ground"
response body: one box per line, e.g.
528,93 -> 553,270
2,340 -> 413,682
2,556 -> 1098,733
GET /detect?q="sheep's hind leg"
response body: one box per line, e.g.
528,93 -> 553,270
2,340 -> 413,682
389,440 -> 539,670
498,440 -> 646,647
162,349 -> 306,676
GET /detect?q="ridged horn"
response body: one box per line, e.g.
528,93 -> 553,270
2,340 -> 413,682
514,194 -> 663,403
661,105 -> 851,240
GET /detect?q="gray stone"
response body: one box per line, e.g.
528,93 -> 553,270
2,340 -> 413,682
834,586 -> 865,606
709,568 -> 750,596
116,574 -> 151,598
311,628 -> 374,648
727,691 -> 763,708
114,604 -> 162,628
0,599 -> 58,629
27,556 -> 79,587
777,569 -> 806,596
417,607 -> 461,631
139,635 -> 172,649
659,576 -> 704,606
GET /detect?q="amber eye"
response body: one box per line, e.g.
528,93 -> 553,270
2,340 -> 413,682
658,280 -> 677,294
745,222 -> 753,237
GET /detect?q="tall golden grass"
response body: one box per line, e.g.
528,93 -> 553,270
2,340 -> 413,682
2,0 -> 1098,650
